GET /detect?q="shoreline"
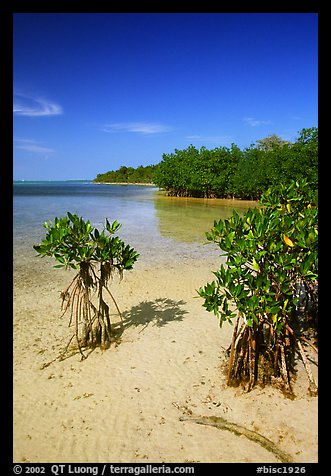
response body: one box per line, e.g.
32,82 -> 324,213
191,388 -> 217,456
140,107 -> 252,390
93,182 -> 259,208
13,254 -> 318,463
93,181 -> 156,186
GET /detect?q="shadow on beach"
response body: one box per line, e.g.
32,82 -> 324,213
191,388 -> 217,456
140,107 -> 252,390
53,298 -> 188,362
120,298 -> 188,333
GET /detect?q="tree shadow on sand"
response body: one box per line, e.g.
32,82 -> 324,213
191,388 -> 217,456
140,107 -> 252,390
116,298 -> 188,334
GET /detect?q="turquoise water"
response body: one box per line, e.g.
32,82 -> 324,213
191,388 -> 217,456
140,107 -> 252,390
13,181 -> 158,243
13,181 -> 255,265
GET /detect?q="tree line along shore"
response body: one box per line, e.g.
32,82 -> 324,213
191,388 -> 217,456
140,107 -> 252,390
93,127 -> 317,200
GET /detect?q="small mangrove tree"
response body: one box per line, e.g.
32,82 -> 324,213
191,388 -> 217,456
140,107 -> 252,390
33,212 -> 139,359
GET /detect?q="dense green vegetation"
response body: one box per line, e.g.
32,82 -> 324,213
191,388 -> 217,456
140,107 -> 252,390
94,164 -> 157,184
154,127 -> 318,199
93,127 -> 317,201
198,180 -> 318,396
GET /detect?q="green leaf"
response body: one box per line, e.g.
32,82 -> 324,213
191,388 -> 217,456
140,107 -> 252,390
67,211 -> 75,222
252,257 -> 260,272
246,318 -> 253,327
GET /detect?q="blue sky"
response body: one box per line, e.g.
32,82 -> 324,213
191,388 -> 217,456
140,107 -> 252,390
13,13 -> 318,180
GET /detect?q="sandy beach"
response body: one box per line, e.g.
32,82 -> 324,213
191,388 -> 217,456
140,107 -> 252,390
13,252 -> 318,464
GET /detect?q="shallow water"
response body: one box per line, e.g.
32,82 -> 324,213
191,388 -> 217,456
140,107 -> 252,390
154,193 -> 256,243
13,181 -> 257,266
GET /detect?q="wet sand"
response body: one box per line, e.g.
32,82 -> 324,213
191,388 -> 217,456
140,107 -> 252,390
13,251 -> 318,463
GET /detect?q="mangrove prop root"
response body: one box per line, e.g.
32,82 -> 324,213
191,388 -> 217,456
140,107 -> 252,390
299,335 -> 318,353
58,268 -> 124,359
227,315 -> 240,386
179,415 -> 292,463
225,318 -> 318,396
279,344 -> 292,396
285,324 -> 318,396
296,340 -> 318,396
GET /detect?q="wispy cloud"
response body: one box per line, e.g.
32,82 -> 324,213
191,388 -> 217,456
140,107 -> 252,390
101,121 -> 172,135
13,92 -> 63,117
242,117 -> 272,127
14,138 -> 55,156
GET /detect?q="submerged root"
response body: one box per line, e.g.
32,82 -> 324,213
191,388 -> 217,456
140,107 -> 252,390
180,414 -> 293,463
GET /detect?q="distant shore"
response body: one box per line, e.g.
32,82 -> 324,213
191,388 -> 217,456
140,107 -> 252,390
94,181 -> 156,186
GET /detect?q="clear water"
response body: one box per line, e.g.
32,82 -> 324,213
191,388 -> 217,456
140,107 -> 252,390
13,181 -> 256,266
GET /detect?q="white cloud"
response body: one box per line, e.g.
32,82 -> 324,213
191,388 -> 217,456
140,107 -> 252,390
242,117 -> 271,127
13,92 -> 63,117
14,138 -> 55,155
101,121 -> 172,135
